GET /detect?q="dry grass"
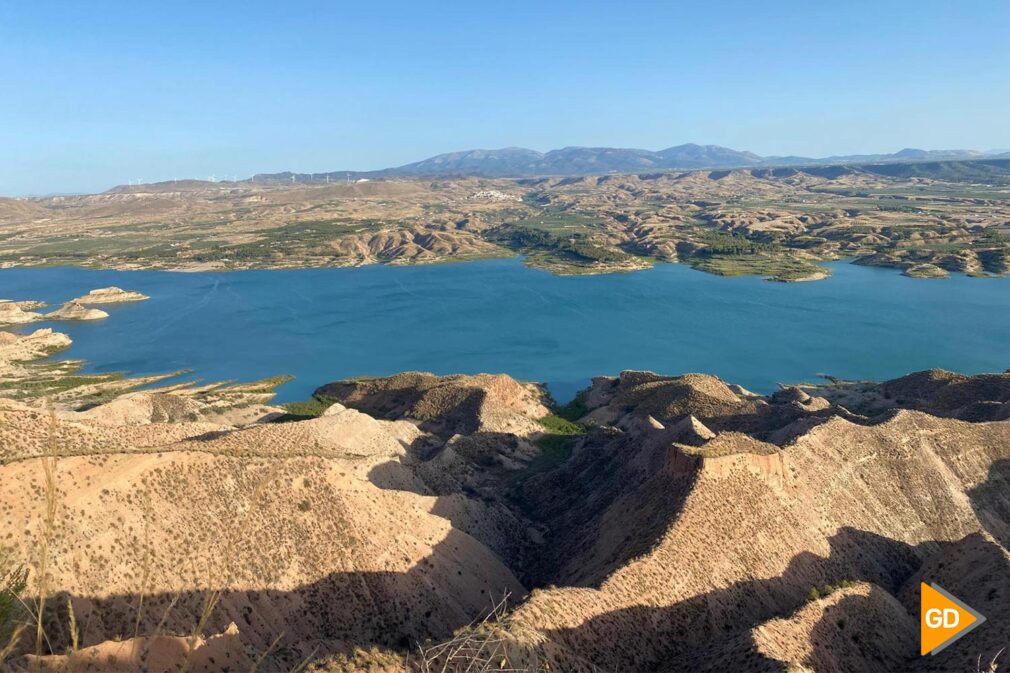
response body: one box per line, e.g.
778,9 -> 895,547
408,595 -> 541,673
31,410 -> 59,669
979,649 -> 1005,673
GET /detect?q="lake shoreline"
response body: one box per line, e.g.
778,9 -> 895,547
2,258 -> 1009,404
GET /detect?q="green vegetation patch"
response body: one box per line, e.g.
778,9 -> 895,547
236,374 -> 295,394
538,413 -> 584,437
695,231 -> 773,255
807,579 -> 859,602
690,253 -> 828,282
531,412 -> 588,470
0,372 -> 125,400
275,394 -> 338,422
487,223 -> 636,273
554,391 -> 589,422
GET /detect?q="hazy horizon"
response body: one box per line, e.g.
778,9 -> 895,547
3,0 -> 1009,195
8,142 -> 1010,197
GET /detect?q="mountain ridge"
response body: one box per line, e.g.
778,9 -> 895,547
250,144 -> 1009,182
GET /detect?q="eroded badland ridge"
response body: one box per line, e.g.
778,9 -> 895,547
2,314 -> 1010,671
3,158 -> 1010,280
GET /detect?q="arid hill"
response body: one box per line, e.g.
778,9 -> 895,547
2,328 -> 1010,671
2,163 -> 1009,279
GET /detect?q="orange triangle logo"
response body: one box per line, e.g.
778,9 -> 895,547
921,582 -> 985,655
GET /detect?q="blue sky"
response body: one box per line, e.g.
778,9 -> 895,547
2,0 -> 1008,194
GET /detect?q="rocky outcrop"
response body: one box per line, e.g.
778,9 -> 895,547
3,295 -> 123,323
0,299 -> 43,324
804,368 -> 1010,421
0,328 -> 72,377
316,372 -> 550,437
667,414 -> 716,445
0,327 -> 70,357
581,370 -> 838,439
73,286 -> 150,304
46,300 -> 109,321
692,443 -> 788,490
903,262 -> 949,278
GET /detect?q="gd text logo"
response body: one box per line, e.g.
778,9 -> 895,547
921,582 -> 985,656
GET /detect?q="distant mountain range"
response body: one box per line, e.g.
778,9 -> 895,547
252,144 -> 1010,182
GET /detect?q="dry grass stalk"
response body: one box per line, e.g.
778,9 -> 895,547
31,409 -> 60,668
410,594 -> 538,673
248,632 -> 284,673
132,494 -> 154,642
980,649 -> 1005,673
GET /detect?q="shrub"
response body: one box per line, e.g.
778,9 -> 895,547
0,552 -> 28,660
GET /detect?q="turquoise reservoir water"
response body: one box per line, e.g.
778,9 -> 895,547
2,259 -> 1008,403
